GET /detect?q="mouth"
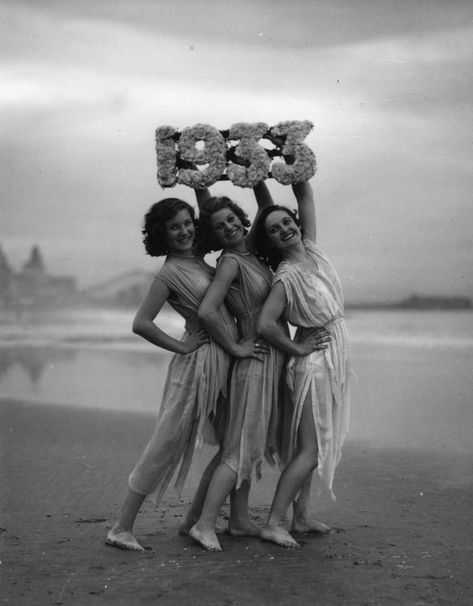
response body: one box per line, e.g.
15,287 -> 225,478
225,228 -> 240,239
177,234 -> 193,243
281,231 -> 296,242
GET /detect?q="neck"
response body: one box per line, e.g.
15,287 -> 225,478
224,240 -> 248,254
168,251 -> 195,258
280,242 -> 306,264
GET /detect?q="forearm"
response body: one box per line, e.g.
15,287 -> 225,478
198,306 -> 242,355
257,318 -> 305,356
132,318 -> 189,355
253,180 -> 274,209
195,187 -> 211,208
291,180 -> 312,201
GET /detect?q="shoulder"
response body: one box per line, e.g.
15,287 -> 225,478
272,261 -> 291,286
303,239 -> 331,263
214,253 -> 239,283
216,252 -> 240,272
155,260 -> 180,287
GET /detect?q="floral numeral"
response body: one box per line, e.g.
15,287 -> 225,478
269,120 -> 316,185
177,124 -> 226,189
226,122 -> 270,188
155,125 -> 178,187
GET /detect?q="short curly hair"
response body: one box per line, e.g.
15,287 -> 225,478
142,198 -> 197,257
253,205 -> 302,271
198,196 -> 251,253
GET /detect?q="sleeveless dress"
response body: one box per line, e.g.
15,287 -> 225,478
128,257 -> 237,504
273,240 -> 351,499
219,250 -> 287,487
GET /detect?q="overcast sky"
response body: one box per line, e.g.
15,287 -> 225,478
1,0 -> 472,303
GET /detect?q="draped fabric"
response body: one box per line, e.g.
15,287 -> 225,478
219,251 -> 287,487
128,257 -> 237,504
273,240 -> 351,499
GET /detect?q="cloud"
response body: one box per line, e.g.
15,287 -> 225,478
1,0 -> 472,299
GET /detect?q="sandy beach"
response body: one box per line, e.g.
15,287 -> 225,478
2,309 -> 473,605
2,394 -> 472,606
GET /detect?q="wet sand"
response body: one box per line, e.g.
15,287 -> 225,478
2,397 -> 472,606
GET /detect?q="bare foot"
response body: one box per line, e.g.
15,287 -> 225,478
178,520 -> 195,536
291,516 -> 332,535
261,526 -> 300,549
105,527 -> 145,552
179,522 -> 225,537
228,519 -> 261,537
189,525 -> 222,552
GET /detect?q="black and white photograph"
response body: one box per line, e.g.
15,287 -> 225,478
1,1 -> 472,604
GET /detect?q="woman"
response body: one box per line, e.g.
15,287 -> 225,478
254,180 -> 351,548
189,182 -> 328,552
106,197 -> 248,551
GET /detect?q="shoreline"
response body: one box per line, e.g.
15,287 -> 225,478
2,398 -> 472,605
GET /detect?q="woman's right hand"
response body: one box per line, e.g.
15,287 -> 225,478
181,329 -> 210,354
296,328 -> 331,356
234,337 -> 270,361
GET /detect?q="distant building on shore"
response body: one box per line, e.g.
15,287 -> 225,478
0,244 -> 77,307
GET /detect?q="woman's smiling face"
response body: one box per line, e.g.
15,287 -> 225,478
164,209 -> 195,254
263,209 -> 302,250
209,207 -> 245,249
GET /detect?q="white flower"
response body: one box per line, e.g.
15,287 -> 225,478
177,124 -> 226,188
155,125 -> 178,187
270,120 -> 317,184
226,122 -> 270,188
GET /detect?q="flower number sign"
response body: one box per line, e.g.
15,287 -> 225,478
155,120 -> 316,188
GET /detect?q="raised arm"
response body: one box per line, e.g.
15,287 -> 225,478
198,258 -> 267,360
247,180 -> 275,250
133,278 -> 208,355
194,187 -> 211,210
292,180 -> 317,243
257,282 -> 330,355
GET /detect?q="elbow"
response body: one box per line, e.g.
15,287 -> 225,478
257,316 -> 272,339
197,306 -> 212,326
132,317 -> 144,337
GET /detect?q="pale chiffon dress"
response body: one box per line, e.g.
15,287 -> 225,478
128,257 -> 237,504
219,250 -> 287,487
273,239 -> 351,499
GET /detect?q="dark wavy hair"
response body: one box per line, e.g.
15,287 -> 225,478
198,196 -> 251,253
253,205 -> 302,271
142,198 -> 197,257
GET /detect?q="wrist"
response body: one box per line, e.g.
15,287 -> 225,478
176,342 -> 189,355
292,342 -> 306,356
231,343 -> 244,358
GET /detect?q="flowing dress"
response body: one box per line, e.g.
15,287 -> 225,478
128,257 -> 237,504
219,250 -> 287,487
273,240 -> 351,499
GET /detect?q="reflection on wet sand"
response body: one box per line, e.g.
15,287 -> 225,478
0,346 -> 76,383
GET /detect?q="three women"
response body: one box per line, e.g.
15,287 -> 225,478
107,173 -> 350,551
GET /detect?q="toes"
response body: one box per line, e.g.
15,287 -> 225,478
106,531 -> 145,552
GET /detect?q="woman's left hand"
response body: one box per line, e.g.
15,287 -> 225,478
296,328 -> 331,355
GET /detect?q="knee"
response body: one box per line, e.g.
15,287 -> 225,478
298,448 -> 318,470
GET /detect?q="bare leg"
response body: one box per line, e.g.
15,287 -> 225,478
189,462 -> 237,551
261,395 -> 318,549
291,473 -> 332,534
228,480 -> 261,537
106,487 -> 146,551
179,450 -> 222,535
